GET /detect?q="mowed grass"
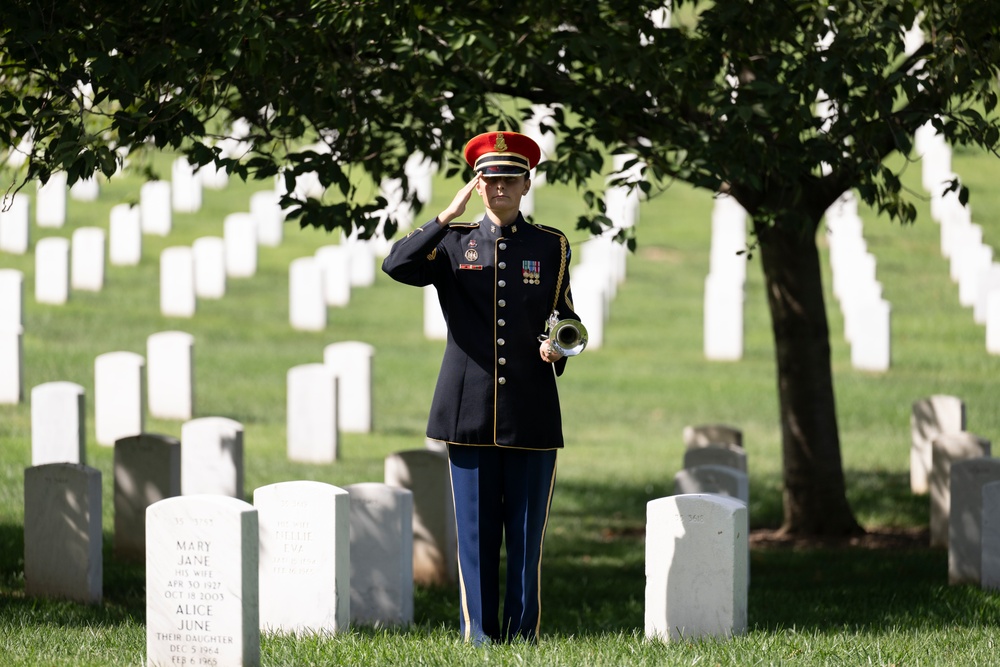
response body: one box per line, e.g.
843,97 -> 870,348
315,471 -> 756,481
1,146 -> 1000,665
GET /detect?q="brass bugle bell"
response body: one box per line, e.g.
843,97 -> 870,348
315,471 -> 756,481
539,310 -> 589,357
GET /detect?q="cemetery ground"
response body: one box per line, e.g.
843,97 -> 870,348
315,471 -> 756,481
2,148 -> 1000,665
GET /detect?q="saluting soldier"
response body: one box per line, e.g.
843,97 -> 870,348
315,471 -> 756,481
381,130 -> 582,644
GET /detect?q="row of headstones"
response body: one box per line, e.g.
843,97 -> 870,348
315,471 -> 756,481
13,333 -> 374,466
286,241 -> 377,332
702,188 -> 890,370
286,342 -> 376,465
25,438 -> 458,606
25,460 -> 747,666
0,156 -> 372,406
916,123 -> 1000,355
5,127 -> 629,345
0,163 -> 284,256
804,15 -> 931,371
825,191 -> 892,372
0,163 -> 412,333
14,336 -> 197,443
908,394 -> 1000,587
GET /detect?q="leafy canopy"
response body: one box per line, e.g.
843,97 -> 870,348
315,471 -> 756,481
1,0 -> 997,239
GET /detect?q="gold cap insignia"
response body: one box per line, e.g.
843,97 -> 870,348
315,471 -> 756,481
494,133 -> 508,152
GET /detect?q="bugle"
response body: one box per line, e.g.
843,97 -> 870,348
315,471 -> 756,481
539,310 -> 588,357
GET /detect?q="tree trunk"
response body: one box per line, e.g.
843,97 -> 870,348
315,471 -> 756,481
755,217 -> 863,536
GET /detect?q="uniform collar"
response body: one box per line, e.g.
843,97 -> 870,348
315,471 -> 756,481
483,212 -> 526,237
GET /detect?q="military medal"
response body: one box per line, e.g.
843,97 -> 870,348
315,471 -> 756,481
522,260 -> 540,284
465,248 -> 479,262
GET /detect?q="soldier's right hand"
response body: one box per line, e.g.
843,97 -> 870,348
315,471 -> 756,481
437,174 -> 482,226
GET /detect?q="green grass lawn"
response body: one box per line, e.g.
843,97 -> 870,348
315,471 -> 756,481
1,146 -> 1000,665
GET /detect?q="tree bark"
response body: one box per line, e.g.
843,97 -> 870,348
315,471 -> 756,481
754,217 -> 863,536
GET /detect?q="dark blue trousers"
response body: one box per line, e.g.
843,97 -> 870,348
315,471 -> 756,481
447,445 -> 558,644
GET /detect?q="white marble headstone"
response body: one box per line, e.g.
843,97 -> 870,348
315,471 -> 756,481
930,432 -> 991,547
147,331 -> 195,421
35,236 -> 70,305
0,193 -> 30,254
345,482 -> 414,627
146,495 -> 260,667
987,291 -> 1000,356
199,158 -> 230,190
23,463 -> 102,604
109,203 -> 142,266
315,245 -> 351,307
94,350 -> 145,446
384,449 -> 457,586
683,424 -> 743,449
948,457 -> 1000,585
323,341 -> 374,433
683,444 -> 747,473
160,246 -> 196,318
980,481 -> 1000,590
70,176 -> 99,201
404,151 -> 435,205
193,236 -> 227,299
250,189 -> 283,247
710,194 -> 748,284
645,494 -> 748,642
568,267 -> 607,350
850,298 -> 891,372
673,464 -> 750,505
171,157 -> 203,213
286,364 -> 338,463
0,327 -> 23,404
911,395 -> 965,495
254,481 -> 350,635
31,381 -> 86,466
140,180 -> 172,236
224,213 -> 258,279
114,433 -> 181,562
423,284 -> 447,340
0,302 -> 21,439
0,269 -> 24,330
346,239 -> 376,288
71,226 -> 106,292
181,417 -> 244,499
36,172 -> 68,228
974,264 -> 1000,325
703,272 -> 744,361
289,257 -> 326,332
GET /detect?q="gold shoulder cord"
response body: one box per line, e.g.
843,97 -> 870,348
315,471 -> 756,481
551,235 -> 567,314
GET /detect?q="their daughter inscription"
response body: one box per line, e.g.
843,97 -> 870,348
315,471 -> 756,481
146,495 -> 259,667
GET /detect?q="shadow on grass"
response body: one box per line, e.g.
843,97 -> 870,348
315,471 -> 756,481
0,523 -> 147,626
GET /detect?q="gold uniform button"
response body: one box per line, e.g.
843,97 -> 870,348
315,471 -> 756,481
498,319 -> 506,326
498,299 -> 506,307
498,377 -> 506,385
497,338 -> 505,346
498,261 -> 506,269
498,280 -> 506,287
499,357 -> 507,365
499,243 -> 507,250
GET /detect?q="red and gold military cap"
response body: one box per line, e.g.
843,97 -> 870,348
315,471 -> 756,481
464,131 -> 541,177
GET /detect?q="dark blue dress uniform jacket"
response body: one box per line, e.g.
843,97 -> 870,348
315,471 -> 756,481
382,213 -> 580,450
